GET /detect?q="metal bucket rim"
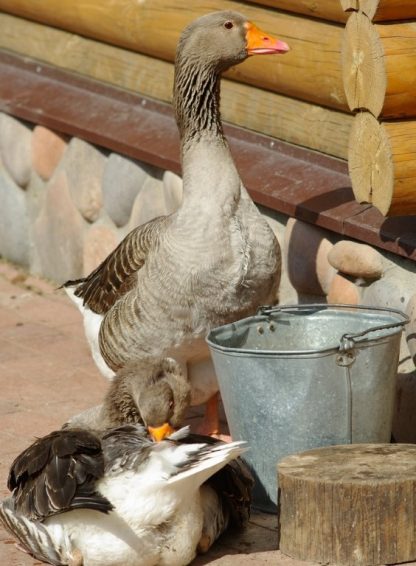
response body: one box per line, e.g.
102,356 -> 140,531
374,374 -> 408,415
206,303 -> 408,357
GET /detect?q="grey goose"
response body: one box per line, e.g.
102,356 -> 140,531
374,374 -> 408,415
64,11 -> 288,435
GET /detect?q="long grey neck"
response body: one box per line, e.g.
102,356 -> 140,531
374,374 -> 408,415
173,59 -> 226,150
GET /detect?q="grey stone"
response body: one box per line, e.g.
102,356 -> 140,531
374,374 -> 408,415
25,171 -> 48,274
0,113 -> 32,187
59,138 -> 105,222
127,176 -> 168,231
0,161 -> 29,266
83,215 -> 119,276
102,154 -> 149,227
33,169 -> 87,283
284,218 -> 335,296
362,268 -> 414,312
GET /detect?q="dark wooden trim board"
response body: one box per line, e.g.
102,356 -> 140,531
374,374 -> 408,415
0,50 -> 414,261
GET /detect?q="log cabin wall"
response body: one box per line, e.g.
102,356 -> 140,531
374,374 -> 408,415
0,0 -> 415,440
340,1 -> 416,216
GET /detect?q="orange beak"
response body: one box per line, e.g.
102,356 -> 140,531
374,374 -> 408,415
245,22 -> 289,55
148,423 -> 175,442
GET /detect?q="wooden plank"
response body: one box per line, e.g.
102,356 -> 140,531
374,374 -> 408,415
0,0 -> 348,112
348,112 -> 416,216
247,0 -> 348,23
360,0 -> 416,22
279,444 -> 416,565
342,12 -> 416,119
0,12 -> 352,159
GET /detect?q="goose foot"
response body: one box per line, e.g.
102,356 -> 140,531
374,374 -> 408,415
195,392 -> 231,442
196,392 -> 220,437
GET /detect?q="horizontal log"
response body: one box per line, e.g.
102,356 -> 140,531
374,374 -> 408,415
0,0 -> 348,112
360,0 -> 416,22
340,0 -> 416,20
0,13 -> 352,159
247,0 -> 348,23
348,112 -> 416,216
342,12 -> 416,119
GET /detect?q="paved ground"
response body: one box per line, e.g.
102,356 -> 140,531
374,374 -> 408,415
0,260 -> 315,566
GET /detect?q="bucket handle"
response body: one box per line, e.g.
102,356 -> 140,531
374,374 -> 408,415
257,303 -> 409,351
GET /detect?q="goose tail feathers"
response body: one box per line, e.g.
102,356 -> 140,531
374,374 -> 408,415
167,439 -> 248,490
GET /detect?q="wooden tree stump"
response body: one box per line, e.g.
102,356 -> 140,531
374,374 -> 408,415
278,444 -> 416,565
348,112 -> 416,216
342,11 -> 416,118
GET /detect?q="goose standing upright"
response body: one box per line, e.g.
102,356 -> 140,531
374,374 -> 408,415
65,11 -> 288,435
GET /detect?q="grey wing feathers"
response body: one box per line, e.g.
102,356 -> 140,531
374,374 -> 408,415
63,216 -> 167,314
101,424 -> 152,473
8,429 -> 113,521
0,498 -> 67,566
176,432 -> 254,529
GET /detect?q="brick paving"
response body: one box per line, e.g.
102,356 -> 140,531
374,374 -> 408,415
0,260 -> 319,565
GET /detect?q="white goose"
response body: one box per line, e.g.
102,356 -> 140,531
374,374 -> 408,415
64,11 -> 288,434
0,426 -> 252,566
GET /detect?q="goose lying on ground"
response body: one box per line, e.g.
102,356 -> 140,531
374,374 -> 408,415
65,358 -> 191,441
64,10 -> 288,435
0,425 -> 252,566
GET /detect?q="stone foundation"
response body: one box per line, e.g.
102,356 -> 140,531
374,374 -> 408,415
1,111 -> 415,440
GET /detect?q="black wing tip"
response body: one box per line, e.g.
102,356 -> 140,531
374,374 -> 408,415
61,277 -> 86,290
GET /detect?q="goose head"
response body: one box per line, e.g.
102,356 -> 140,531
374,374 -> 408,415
175,10 -> 289,72
104,358 -> 191,440
174,11 -> 289,142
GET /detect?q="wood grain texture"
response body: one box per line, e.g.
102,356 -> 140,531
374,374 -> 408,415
0,13 -> 352,159
247,0 -> 348,23
278,444 -> 416,565
348,112 -> 416,216
340,0 -> 358,10
360,0 -> 416,21
0,0 -> 348,112
342,12 -> 416,118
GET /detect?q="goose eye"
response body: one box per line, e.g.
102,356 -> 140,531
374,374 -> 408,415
169,399 -> 174,410
224,21 -> 233,30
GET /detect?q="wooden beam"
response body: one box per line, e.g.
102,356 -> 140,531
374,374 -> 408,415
360,0 -> 416,22
0,0 -> 348,112
348,112 -> 416,217
247,0 -> 348,23
342,11 -> 416,119
0,12 -> 352,159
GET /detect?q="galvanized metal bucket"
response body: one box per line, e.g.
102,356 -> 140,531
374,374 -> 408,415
206,304 -> 408,512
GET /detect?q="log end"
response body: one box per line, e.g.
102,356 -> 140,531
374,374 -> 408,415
342,11 -> 386,117
348,111 -> 393,215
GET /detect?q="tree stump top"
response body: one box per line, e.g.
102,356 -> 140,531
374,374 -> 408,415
278,443 -> 416,484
